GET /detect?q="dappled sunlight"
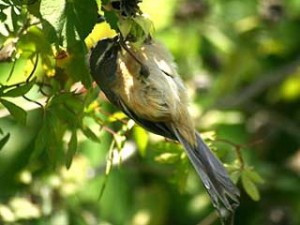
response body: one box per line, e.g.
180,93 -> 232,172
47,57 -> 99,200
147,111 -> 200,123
1,0 -> 300,224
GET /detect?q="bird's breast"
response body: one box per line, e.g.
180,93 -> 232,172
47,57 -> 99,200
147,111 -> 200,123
113,60 -> 171,121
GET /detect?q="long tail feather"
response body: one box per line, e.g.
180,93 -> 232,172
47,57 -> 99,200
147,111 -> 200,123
173,129 -> 240,224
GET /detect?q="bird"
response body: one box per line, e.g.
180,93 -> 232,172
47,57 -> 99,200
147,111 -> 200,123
89,35 -> 240,224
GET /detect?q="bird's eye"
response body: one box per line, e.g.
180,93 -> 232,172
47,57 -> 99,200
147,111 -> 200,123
111,1 -> 121,10
140,65 -> 149,78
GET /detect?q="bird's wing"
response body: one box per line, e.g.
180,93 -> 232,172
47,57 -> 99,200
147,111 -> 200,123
116,98 -> 177,140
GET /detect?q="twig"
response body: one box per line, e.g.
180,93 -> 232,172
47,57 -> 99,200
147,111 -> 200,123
215,138 -> 264,169
102,125 -> 119,136
22,95 -> 44,109
215,138 -> 245,169
26,53 -> 39,82
6,60 -> 17,82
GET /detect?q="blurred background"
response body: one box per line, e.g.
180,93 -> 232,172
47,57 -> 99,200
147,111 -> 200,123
0,0 -> 300,224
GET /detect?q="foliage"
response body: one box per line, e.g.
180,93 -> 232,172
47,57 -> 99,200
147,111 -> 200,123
0,0 -> 300,225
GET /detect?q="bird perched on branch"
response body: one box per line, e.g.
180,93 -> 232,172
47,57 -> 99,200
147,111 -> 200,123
89,35 -> 239,224
89,1 -> 240,224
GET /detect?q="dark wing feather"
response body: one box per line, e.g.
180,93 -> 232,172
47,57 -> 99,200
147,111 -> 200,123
172,127 -> 240,225
117,99 -> 176,140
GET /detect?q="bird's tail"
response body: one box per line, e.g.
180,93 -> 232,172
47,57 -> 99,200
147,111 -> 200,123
173,129 -> 240,225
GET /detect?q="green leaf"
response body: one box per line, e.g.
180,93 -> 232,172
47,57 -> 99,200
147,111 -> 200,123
46,0 -> 97,50
71,0 -> 98,39
48,93 -> 84,125
81,127 -> 100,143
40,0 -> 66,35
40,19 -> 59,43
11,6 -> 20,32
65,130 -> 78,169
244,168 -> 264,184
133,16 -> 155,37
241,171 -> 260,201
0,99 -> 27,124
40,0 -> 96,86
0,133 -> 10,151
230,170 -> 241,184
103,10 -> 119,31
2,79 -> 35,97
62,3 -> 92,87
31,119 -> 48,160
50,92 -> 79,107
31,111 -> 65,166
119,19 -> 133,39
32,111 -> 59,161
27,0 -> 41,18
133,126 -> 148,156
0,11 -> 7,21
65,41 -> 92,88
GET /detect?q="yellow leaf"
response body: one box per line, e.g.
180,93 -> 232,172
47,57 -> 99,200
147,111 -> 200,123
85,22 -> 117,49
155,152 -> 179,164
